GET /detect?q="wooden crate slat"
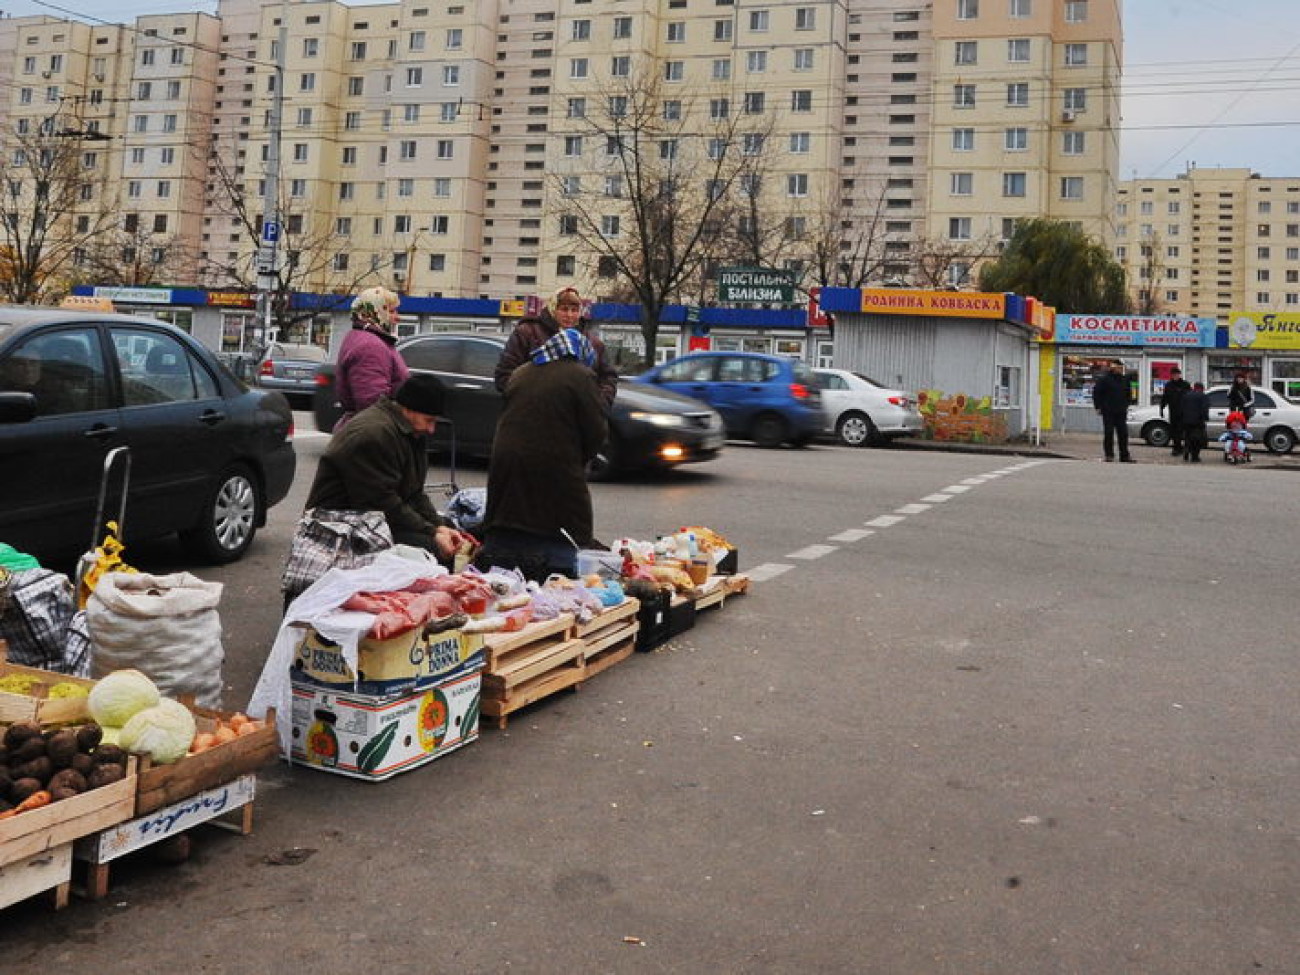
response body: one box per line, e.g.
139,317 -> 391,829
581,620 -> 639,658
0,759 -> 138,868
481,614 -> 575,665
482,638 -> 585,692
134,710 -> 278,816
573,597 -> 640,638
579,635 -> 635,681
480,659 -> 586,726
0,844 -> 72,911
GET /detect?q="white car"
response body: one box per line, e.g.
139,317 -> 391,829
1127,384 -> 1300,454
813,368 -> 923,447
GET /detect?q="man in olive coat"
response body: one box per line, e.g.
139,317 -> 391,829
477,329 -> 608,580
306,374 -> 471,561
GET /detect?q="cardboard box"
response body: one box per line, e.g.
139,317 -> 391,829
291,624 -> 484,696
288,668 -> 481,781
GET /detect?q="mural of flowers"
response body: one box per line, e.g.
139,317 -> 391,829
917,389 -> 1006,443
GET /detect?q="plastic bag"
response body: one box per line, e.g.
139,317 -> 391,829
0,567 -> 89,676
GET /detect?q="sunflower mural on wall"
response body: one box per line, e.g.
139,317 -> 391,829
916,389 -> 1007,443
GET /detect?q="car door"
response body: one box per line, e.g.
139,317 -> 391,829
0,324 -> 123,556
1205,389 -> 1230,439
648,356 -> 724,423
710,355 -> 773,433
444,336 -> 504,453
814,370 -> 851,429
110,326 -> 233,541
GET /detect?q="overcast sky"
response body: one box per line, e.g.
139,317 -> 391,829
4,0 -> 1299,179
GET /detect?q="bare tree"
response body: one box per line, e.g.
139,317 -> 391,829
1134,231 -> 1165,315
69,218 -> 192,288
550,69 -> 774,366
803,174 -> 897,291
0,125 -> 115,304
201,143 -> 390,342
911,233 -> 1001,290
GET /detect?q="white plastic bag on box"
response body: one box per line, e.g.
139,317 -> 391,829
86,571 -> 225,708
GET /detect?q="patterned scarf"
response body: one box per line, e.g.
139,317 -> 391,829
531,328 -> 596,368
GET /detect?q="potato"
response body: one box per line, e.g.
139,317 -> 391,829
8,777 -> 44,803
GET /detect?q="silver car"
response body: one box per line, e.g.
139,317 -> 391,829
813,368 -> 923,447
254,341 -> 328,404
1127,384 -> 1299,453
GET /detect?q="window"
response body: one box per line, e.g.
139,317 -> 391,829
659,139 -> 677,160
747,51 -> 767,73
298,107 -> 314,127
611,55 -> 630,76
1064,43 -> 1088,66
567,97 -> 586,118
170,47 -> 184,65
1065,1 -> 1088,23
431,215 -> 449,234
1062,131 -> 1085,155
787,173 -> 809,197
951,172 -> 973,196
601,215 -> 620,237
141,48 -> 155,66
609,96 -> 627,117
952,128 -> 974,151
1010,0 -> 1031,16
556,255 -> 576,277
1008,38 -> 1029,62
949,217 -> 972,240
958,0 -> 979,18
434,178 -> 451,197
605,174 -> 623,197
613,16 -> 633,39
303,38 -> 319,57
572,19 -> 591,41
710,97 -> 729,120
559,215 -> 578,235
1005,127 -> 1028,150
795,7 -> 815,29
160,147 -> 174,165
406,67 -> 423,87
339,182 -> 354,201
794,48 -> 814,71
351,41 -> 367,60
570,58 -> 588,79
133,115 -> 148,133
342,146 -> 357,166
564,135 -> 583,156
137,81 -> 153,100
664,61 -> 684,82
399,140 -> 417,161
953,84 -> 975,108
744,91 -> 766,114
446,28 -> 462,49
1061,176 -> 1084,200
333,253 -> 350,272
436,140 -> 453,159
345,111 -> 361,130
789,132 -> 810,153
955,41 -> 977,65
290,179 -> 306,198
1064,87 -> 1087,112
300,72 -> 316,92
162,114 -> 177,133
713,59 -> 731,80
749,9 -> 769,31
130,147 -> 144,165
442,65 -> 460,85
429,254 -> 446,272
791,90 -> 812,112
714,19 -> 733,41
667,21 -> 685,42
395,215 -> 412,233
1007,82 -> 1029,106
663,100 -> 682,120
743,133 -> 765,155
292,143 -> 308,162
1003,172 -> 1026,197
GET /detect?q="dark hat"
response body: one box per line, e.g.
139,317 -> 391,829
394,374 -> 445,417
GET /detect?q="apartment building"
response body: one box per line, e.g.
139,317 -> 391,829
0,0 -> 1121,305
1115,166 -> 1300,321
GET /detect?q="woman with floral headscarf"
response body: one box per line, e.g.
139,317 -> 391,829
333,286 -> 409,429
494,286 -> 618,407
476,328 -> 608,580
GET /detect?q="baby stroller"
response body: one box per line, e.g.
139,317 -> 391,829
1219,410 -> 1253,464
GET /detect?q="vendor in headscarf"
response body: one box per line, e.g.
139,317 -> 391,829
494,286 -> 618,407
476,328 -> 609,581
333,285 -> 409,429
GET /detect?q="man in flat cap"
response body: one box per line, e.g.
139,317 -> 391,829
305,374 -> 473,561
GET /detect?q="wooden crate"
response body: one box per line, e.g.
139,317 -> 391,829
579,630 -> 637,682
572,597 -> 640,640
133,707 -> 278,816
0,844 -> 72,911
0,757 -> 138,870
693,573 -> 751,612
480,615 -> 584,729
0,660 -> 95,727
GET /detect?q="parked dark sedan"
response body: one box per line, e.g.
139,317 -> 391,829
313,332 -> 725,476
0,307 -> 296,564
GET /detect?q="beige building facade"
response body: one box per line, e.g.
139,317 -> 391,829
0,0 -> 1121,305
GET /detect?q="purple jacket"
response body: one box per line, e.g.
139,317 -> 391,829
336,326 -> 409,424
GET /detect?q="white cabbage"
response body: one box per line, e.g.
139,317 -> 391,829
88,669 -> 160,727
119,698 -> 197,764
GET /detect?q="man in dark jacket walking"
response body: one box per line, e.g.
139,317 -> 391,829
1092,358 -> 1135,462
1159,367 -> 1192,456
1180,381 -> 1211,462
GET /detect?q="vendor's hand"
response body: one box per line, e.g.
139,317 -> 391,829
434,525 -> 475,558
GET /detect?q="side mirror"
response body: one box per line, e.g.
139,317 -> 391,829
0,391 -> 38,424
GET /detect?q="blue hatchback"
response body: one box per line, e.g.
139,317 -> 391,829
633,351 -> 825,447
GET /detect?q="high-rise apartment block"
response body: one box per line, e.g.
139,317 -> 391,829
0,0 -> 1121,303
1114,167 -> 1300,320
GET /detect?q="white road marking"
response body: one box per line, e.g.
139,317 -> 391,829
787,544 -> 838,560
942,484 -> 972,494
828,529 -> 875,543
865,515 -> 904,528
960,476 -> 989,485
895,503 -> 930,515
747,563 -> 795,583
921,493 -> 953,503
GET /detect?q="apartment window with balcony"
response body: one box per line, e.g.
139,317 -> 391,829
955,41 -> 977,65
951,172 -> 973,196
1064,43 -> 1088,66
1008,38 -> 1029,62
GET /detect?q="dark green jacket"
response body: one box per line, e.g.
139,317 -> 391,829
306,398 -> 447,538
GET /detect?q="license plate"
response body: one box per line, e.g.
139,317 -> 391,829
288,367 -> 314,379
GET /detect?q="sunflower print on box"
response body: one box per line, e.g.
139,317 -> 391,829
916,390 -> 1007,444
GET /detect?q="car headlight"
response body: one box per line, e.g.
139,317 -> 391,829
629,410 -> 689,429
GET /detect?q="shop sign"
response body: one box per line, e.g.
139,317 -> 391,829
1054,314 -> 1215,347
93,286 -> 172,304
718,267 -> 795,304
499,299 -> 526,318
859,288 -> 1006,319
1227,311 -> 1300,350
206,290 -> 256,308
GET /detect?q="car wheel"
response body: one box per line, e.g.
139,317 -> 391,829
1263,426 -> 1295,454
836,411 -> 878,448
179,464 -> 262,564
1142,421 -> 1171,448
751,413 -> 788,448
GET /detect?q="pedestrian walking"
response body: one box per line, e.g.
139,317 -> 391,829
1159,367 -> 1191,456
1180,381 -> 1211,462
1092,358 -> 1134,463
1227,373 -> 1255,419
333,286 -> 409,430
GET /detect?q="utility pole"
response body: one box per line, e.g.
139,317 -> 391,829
255,0 -> 288,350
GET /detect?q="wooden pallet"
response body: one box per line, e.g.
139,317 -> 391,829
579,630 -> 636,682
572,597 -> 640,640
481,615 -> 584,729
693,573 -> 751,611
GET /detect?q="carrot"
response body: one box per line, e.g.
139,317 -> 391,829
0,790 -> 53,818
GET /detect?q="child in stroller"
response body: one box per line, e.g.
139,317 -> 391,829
1218,410 -> 1253,464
